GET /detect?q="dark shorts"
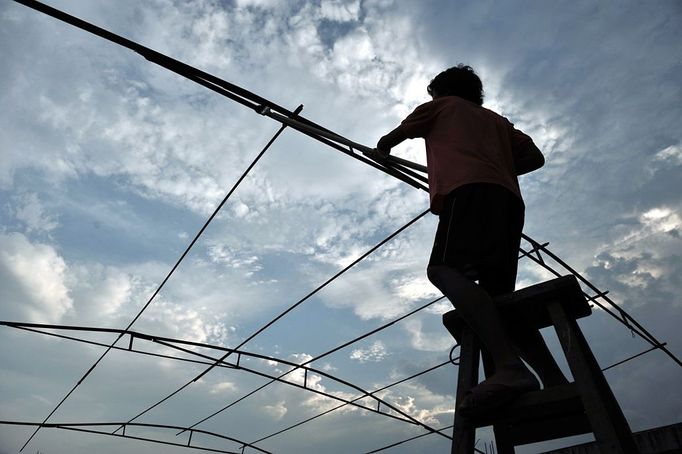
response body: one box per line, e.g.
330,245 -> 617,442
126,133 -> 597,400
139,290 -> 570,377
428,183 -> 524,296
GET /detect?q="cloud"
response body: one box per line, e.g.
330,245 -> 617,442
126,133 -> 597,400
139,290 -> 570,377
210,381 -> 238,394
401,318 -> 453,352
142,299 -> 235,345
263,400 -> 288,420
350,340 -> 388,363
320,0 -> 361,23
11,192 -> 59,234
65,264 -> 134,321
0,232 -> 72,323
653,143 -> 682,166
384,389 -> 453,426
1,1 -> 680,453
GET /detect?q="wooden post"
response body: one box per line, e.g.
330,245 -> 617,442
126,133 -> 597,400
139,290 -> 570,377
547,301 -> 639,453
452,327 -> 480,454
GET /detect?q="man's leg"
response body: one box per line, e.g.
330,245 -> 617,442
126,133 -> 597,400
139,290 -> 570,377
427,264 -> 538,389
507,327 -> 569,388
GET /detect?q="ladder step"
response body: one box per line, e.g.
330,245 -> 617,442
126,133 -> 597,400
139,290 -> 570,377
443,275 -> 590,335
469,383 -> 592,444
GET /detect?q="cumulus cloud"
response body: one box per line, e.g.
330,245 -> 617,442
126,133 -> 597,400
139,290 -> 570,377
143,299 -> 234,345
66,264 -> 133,320
380,382 -> 454,426
653,143 -> 682,166
263,400 -> 288,420
0,232 -> 72,323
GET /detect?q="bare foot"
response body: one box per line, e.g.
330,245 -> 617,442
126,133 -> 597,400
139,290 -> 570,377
479,363 -> 540,391
457,367 -> 540,417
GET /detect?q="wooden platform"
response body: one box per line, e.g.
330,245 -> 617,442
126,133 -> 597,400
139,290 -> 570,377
443,275 -> 591,338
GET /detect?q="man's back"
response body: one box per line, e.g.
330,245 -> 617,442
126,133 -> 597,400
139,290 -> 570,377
399,96 -> 527,213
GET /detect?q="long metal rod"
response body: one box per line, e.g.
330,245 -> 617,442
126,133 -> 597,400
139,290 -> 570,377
0,421 -> 270,454
178,68 -> 427,190
12,0 -> 428,193
601,343 -> 668,372
259,107 -> 428,174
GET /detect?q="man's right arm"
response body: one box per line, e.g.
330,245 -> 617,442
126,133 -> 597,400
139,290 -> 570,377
511,129 -> 545,175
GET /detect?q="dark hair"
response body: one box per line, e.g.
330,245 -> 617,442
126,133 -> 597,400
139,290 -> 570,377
427,64 -> 484,105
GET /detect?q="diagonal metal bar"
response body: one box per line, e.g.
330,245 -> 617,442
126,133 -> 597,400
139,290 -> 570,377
13,0 -> 428,193
601,343 -> 668,372
361,424 -> 483,454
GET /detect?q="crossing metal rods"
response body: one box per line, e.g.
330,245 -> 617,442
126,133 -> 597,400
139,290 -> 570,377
11,1 -> 431,449
519,235 -> 681,368
14,102 -> 295,451
177,293 -> 448,435
2,322 -> 421,427
10,0 -> 680,452
2,322 -> 457,445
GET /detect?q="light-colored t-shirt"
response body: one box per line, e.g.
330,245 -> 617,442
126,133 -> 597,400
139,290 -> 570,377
398,96 -> 532,214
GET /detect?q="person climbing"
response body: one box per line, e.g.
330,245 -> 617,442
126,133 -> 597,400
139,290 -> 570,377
372,64 -> 568,417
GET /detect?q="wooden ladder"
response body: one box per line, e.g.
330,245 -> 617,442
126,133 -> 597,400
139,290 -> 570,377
443,275 -> 639,453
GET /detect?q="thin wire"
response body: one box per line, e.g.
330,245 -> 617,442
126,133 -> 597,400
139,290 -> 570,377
182,293 -> 447,433
520,235 -> 681,367
118,209 -> 430,431
360,424 -> 485,454
18,117 -> 295,451
601,343 -> 668,372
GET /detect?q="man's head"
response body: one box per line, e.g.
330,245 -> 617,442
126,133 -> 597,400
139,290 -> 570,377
427,64 -> 484,105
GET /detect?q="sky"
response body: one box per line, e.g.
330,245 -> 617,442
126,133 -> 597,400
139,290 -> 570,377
0,0 -> 681,453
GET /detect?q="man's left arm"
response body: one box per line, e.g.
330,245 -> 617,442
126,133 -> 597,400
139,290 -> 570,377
376,127 -> 408,156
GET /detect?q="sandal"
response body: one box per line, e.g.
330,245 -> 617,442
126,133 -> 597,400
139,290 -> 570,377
458,381 -> 539,418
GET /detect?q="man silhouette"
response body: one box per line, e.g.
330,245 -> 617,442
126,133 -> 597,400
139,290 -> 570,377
374,65 -> 567,416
